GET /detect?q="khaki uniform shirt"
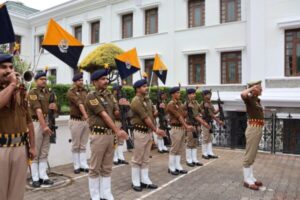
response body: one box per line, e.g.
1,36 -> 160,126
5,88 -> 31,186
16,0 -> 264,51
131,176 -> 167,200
184,100 -> 202,125
166,100 -> 186,125
130,95 -> 155,126
200,101 -> 216,120
85,89 -> 119,128
0,86 -> 32,134
28,87 -> 51,117
67,85 -> 88,118
242,95 -> 264,119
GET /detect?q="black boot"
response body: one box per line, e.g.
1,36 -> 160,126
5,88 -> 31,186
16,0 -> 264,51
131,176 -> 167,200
168,168 -> 179,175
141,182 -> 158,189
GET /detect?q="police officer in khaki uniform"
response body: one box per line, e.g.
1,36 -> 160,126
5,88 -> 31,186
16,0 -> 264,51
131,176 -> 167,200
156,91 -> 169,153
241,81 -> 264,190
130,79 -> 166,192
184,88 -> 210,167
67,73 -> 90,174
85,69 -> 128,200
200,90 -> 223,159
112,84 -> 129,165
0,53 -> 36,200
28,71 -> 57,188
166,87 -> 193,175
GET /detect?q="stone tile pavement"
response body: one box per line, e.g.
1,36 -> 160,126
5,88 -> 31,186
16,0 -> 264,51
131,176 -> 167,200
24,148 -> 300,200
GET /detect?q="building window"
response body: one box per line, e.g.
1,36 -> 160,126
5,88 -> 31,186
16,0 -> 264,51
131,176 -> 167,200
220,0 -> 241,23
145,8 -> 158,35
144,58 -> 158,85
38,35 -> 44,53
74,25 -> 82,42
188,0 -> 205,28
221,51 -> 241,84
122,13 -> 133,39
285,29 -> 300,76
188,54 -> 205,84
91,21 -> 100,44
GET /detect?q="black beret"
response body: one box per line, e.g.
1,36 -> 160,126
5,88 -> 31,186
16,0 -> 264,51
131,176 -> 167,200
112,84 -> 122,90
34,72 -> 47,80
133,79 -> 147,88
91,69 -> 108,81
202,90 -> 212,96
0,52 -> 13,64
72,73 -> 83,82
169,86 -> 180,94
187,88 -> 196,94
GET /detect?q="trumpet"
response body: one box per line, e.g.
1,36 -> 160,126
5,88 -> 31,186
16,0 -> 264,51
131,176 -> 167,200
15,71 -> 34,83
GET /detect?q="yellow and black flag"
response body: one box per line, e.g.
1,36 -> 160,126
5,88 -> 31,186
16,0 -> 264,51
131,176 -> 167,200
153,54 -> 168,84
0,4 -> 15,44
42,19 -> 84,69
115,48 -> 140,80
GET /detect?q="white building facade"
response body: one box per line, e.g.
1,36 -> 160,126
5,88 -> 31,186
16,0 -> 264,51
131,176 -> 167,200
5,0 -> 300,113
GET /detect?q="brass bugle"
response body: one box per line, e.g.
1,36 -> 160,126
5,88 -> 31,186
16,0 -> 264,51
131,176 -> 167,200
23,71 -> 34,82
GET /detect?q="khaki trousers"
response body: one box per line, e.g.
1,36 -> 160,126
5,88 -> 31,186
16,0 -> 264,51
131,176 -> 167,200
243,125 -> 263,168
201,126 -> 212,144
131,130 -> 153,168
169,127 -> 185,155
186,131 -> 197,149
33,121 -> 50,163
0,146 -> 27,200
89,134 -> 115,178
69,120 -> 89,153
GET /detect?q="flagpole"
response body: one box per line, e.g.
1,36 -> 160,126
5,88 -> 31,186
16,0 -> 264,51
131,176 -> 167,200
148,71 -> 154,94
27,48 -> 43,92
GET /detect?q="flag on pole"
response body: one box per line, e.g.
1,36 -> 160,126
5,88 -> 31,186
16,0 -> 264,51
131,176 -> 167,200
42,19 -> 84,69
0,4 -> 15,44
115,48 -> 140,79
152,54 -> 168,84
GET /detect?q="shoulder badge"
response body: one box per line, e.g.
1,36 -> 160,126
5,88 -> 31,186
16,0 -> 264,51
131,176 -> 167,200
29,95 -> 38,100
89,98 -> 99,106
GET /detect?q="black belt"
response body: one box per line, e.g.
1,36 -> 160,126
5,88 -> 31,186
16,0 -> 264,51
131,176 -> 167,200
70,115 -> 84,121
0,132 -> 28,147
90,126 -> 113,135
133,125 -> 151,133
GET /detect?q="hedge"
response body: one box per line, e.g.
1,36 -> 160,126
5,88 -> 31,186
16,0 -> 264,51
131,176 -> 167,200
50,84 -> 204,115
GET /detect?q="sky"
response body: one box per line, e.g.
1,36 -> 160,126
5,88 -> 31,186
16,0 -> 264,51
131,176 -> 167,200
1,0 -> 71,10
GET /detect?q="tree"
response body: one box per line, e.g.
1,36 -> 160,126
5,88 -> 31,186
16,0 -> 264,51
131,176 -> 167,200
79,43 -> 124,73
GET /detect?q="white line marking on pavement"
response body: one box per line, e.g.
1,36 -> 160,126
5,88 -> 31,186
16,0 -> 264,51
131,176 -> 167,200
72,164 -> 124,180
136,159 -> 217,200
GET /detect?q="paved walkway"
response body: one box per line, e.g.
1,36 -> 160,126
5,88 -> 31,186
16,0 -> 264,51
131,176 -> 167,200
24,148 -> 300,200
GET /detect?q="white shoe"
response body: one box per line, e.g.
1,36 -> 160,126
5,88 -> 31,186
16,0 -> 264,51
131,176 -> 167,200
39,161 -> 49,180
157,139 -> 163,151
141,168 -> 152,184
202,144 -> 208,156
168,155 -> 176,172
191,149 -> 199,163
186,149 -> 193,164
131,167 -> 141,187
117,146 -> 125,160
102,177 -> 114,200
175,155 -> 183,170
113,149 -> 119,163
89,177 -> 100,200
72,153 -> 80,170
31,162 -> 39,182
79,152 -> 89,169
243,167 -> 254,185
